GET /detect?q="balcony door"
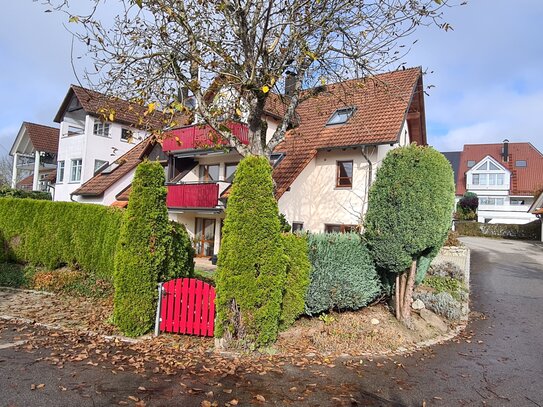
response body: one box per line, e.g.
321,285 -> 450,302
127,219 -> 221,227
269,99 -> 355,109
194,218 -> 216,257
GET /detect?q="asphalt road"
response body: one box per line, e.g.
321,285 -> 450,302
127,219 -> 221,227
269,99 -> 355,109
0,237 -> 542,406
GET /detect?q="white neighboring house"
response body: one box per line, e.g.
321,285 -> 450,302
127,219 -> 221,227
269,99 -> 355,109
9,122 -> 59,193
529,192 -> 543,242
52,85 -> 169,202
444,141 -> 543,224
72,68 -> 427,258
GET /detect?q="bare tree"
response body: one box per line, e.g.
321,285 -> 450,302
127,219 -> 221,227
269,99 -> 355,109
0,155 -> 13,187
41,0 -> 456,157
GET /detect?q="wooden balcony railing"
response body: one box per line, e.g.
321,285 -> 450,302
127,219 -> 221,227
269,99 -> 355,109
166,183 -> 219,208
162,122 -> 249,152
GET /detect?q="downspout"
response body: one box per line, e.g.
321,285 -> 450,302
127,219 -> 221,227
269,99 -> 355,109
360,146 -> 373,191
360,146 -> 373,224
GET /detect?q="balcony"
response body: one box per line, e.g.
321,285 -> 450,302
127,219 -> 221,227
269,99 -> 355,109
166,183 -> 220,209
162,122 -> 249,153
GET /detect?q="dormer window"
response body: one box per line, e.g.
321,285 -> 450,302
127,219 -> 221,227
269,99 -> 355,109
326,107 -> 355,125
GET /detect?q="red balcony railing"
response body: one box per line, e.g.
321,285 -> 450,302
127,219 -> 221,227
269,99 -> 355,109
166,183 -> 219,208
162,122 -> 249,152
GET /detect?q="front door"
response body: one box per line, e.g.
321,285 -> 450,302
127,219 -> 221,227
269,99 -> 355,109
195,218 -> 216,257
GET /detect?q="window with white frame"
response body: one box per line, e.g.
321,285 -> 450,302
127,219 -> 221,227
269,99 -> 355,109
472,173 -> 504,186
470,158 -> 507,187
93,122 -> 110,137
121,128 -> 133,142
479,197 -> 504,206
510,198 -> 526,205
70,159 -> 82,182
56,161 -> 65,183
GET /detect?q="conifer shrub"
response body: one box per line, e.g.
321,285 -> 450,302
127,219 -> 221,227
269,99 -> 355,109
162,220 -> 195,281
215,156 -> 286,346
304,232 -> 381,315
113,160 -> 171,337
364,145 -> 455,324
0,198 -> 121,279
279,233 -> 311,330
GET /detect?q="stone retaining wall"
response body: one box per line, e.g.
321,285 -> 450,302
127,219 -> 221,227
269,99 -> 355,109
431,245 -> 471,284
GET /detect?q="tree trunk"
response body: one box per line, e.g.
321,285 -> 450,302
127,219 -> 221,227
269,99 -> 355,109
396,259 -> 417,328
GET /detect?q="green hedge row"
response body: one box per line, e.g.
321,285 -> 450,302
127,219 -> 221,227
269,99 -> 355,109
0,187 -> 51,200
0,198 -> 122,279
455,220 -> 541,240
305,232 -> 381,315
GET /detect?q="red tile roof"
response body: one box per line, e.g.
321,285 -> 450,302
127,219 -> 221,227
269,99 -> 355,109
455,143 -> 543,196
273,68 -> 425,198
54,85 -> 188,130
73,69 -> 425,201
16,169 -> 57,189
23,122 -> 59,154
72,137 -> 155,197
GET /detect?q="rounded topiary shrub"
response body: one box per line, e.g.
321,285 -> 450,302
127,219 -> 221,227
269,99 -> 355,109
215,155 -> 286,347
113,160 -> 170,337
304,232 -> 381,315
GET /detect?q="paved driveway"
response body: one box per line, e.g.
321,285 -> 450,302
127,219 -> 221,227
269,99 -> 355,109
347,237 -> 543,406
1,237 -> 542,406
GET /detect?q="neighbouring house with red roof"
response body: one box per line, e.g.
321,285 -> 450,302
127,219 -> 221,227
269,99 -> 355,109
443,140 -> 543,224
72,68 -> 427,258
9,122 -> 59,192
51,84 -> 181,202
529,191 -> 543,242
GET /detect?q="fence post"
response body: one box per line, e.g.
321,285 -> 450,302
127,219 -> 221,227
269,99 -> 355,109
154,282 -> 163,337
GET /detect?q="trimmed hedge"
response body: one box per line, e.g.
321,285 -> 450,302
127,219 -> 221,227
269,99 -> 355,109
216,156 -> 286,346
0,198 -> 122,279
280,233 -> 311,330
113,160 -> 172,337
455,220 -> 541,241
304,233 -> 381,315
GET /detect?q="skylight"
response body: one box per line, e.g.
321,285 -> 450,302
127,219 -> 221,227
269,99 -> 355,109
326,107 -> 355,125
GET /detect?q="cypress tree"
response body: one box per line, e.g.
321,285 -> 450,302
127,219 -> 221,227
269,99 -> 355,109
113,160 -> 170,336
215,156 -> 286,347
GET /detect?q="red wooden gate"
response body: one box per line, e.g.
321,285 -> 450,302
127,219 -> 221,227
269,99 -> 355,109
157,278 -> 215,337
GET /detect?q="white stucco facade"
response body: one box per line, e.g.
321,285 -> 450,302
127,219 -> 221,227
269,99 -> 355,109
278,120 -> 410,232
55,109 -> 149,202
463,155 -> 536,224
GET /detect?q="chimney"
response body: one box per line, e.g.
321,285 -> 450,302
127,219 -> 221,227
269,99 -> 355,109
285,70 -> 296,97
502,139 -> 509,162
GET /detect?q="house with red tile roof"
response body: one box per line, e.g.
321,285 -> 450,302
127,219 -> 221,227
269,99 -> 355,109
443,140 -> 543,224
51,84 -> 182,202
9,122 -> 59,192
72,68 -> 427,258
529,191 -> 543,241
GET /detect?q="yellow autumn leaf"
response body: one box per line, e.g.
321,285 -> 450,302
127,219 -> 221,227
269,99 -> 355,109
235,108 -> 242,117
68,15 -> 79,23
147,102 -> 156,114
261,85 -> 270,94
109,111 -> 116,121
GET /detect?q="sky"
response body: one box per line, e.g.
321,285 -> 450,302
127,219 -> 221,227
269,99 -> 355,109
0,1 -> 542,157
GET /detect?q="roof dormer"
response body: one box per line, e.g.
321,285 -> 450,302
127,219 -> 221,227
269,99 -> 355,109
466,155 -> 510,191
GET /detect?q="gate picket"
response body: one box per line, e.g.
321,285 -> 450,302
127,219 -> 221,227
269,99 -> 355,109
158,278 -> 216,337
